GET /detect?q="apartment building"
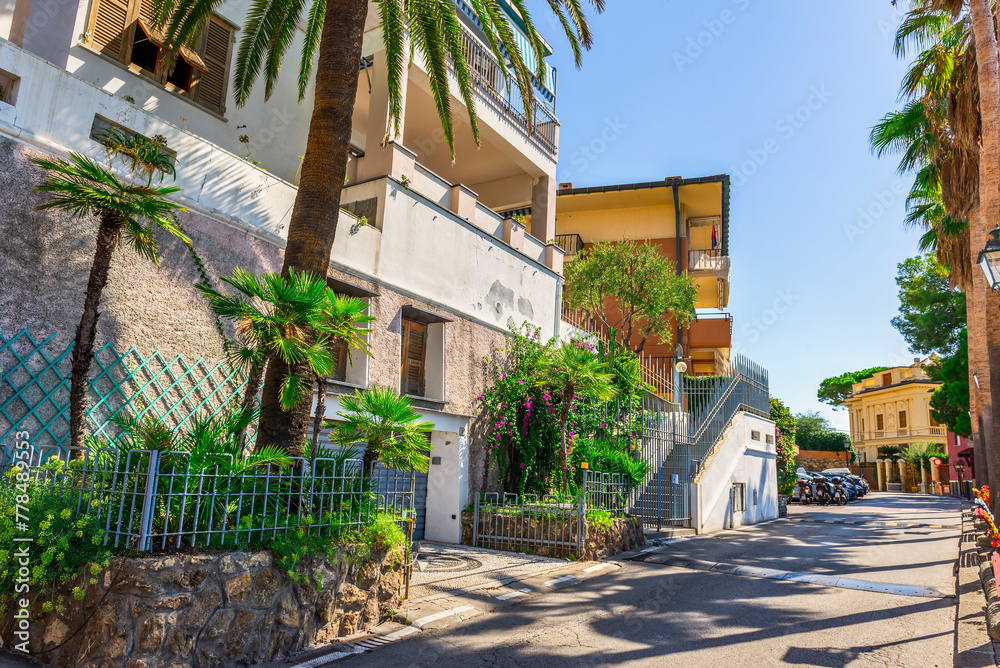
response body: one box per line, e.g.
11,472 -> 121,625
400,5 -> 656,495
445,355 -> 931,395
553,176 -> 733,377
0,0 -> 565,542
842,360 -> 947,463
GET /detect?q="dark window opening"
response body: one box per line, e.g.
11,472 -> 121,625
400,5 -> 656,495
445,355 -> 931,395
166,58 -> 193,91
129,24 -> 159,73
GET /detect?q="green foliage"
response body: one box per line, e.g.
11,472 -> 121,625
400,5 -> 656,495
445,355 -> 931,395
534,340 -> 619,492
817,367 -> 890,408
0,460 -> 112,608
479,322 -> 645,496
902,442 -> 947,470
572,437 -> 649,486
891,254 -> 967,356
157,0 -> 600,161
199,268 -> 373,411
795,411 -> 855,461
354,513 -> 407,553
770,397 -> 797,495
31,152 -> 188,265
479,322 -> 561,495
564,238 -> 698,353
927,329 -> 971,437
331,387 -> 433,473
878,445 -> 903,460
95,127 -> 175,183
586,509 -> 613,532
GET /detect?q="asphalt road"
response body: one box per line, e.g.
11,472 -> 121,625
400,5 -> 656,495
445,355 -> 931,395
338,492 -> 962,668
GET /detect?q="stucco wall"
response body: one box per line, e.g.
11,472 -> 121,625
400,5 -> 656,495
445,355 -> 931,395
0,133 -> 281,357
693,412 -> 778,534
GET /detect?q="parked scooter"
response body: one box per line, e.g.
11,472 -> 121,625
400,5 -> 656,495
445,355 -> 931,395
814,476 -> 834,505
830,476 -> 849,505
797,477 -> 814,505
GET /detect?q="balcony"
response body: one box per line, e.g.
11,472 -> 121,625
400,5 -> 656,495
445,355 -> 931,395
688,313 -> 733,350
554,233 -> 584,258
457,24 -> 559,156
688,248 -> 731,278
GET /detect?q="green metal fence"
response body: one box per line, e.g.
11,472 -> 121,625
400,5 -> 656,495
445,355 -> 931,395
0,329 -> 246,450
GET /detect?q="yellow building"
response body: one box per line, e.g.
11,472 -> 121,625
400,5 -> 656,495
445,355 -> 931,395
842,360 -> 946,463
552,176 -> 733,376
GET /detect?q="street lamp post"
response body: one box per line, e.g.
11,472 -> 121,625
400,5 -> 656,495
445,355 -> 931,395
978,225 -> 1000,290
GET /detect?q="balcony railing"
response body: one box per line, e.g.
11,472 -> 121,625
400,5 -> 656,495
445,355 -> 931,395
457,25 -> 558,156
688,248 -> 731,276
554,233 -> 584,257
852,427 -> 947,441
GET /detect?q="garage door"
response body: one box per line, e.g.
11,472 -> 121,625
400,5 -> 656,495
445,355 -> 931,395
412,470 -> 428,540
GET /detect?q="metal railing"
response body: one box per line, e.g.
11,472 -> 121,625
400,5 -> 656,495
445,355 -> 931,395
683,355 -> 770,469
688,249 -> 731,275
472,491 -> 585,557
7,445 -> 416,552
559,309 -> 676,400
584,470 -> 629,516
553,233 -> 584,257
456,25 -> 559,155
470,470 -> 627,557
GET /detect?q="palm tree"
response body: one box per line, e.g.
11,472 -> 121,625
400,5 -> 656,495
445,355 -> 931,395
890,0 -> 1000,511
310,293 -> 375,456
534,342 -> 618,492
198,268 -> 372,454
158,0 -> 604,461
331,386 -> 433,475
32,143 -> 188,452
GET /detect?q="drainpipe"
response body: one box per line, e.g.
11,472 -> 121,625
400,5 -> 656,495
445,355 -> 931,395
554,276 -> 564,340
673,182 -> 683,352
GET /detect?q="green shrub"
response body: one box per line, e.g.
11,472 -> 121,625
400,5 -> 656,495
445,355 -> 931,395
573,436 -> 649,485
0,460 -> 112,611
587,509 -> 613,532
357,513 -> 407,553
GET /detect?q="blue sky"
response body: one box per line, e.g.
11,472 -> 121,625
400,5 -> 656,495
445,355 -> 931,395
537,0 -> 920,430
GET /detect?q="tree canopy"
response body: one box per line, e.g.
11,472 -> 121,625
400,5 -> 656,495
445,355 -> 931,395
795,411 -> 855,461
563,238 -> 697,354
927,330 -> 972,437
817,367 -> 890,408
891,254 -> 966,356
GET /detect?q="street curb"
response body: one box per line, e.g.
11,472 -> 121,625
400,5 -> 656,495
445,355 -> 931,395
958,502 -> 1000,666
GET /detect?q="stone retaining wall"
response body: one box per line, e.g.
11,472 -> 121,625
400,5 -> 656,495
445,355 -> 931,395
460,512 -> 645,560
0,546 -> 404,668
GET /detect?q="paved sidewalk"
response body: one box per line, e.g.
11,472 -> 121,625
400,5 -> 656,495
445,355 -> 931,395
407,541 -> 568,601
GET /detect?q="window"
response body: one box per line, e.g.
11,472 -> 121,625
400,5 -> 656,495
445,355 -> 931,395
731,483 -> 746,512
399,305 -> 449,400
876,414 -> 884,431
401,319 -> 427,396
930,413 -> 940,427
84,0 -> 233,114
898,410 -> 907,428
882,372 -> 893,386
326,277 -> 377,387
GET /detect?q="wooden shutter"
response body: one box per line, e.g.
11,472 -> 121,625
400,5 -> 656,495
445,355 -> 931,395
401,320 -> 426,396
86,0 -> 131,61
194,16 -> 234,114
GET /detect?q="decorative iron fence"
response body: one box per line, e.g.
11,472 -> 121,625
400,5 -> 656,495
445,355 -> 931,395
470,471 -> 629,557
0,329 -> 247,452
583,470 -> 629,516
471,491 -> 585,557
6,444 -> 416,553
